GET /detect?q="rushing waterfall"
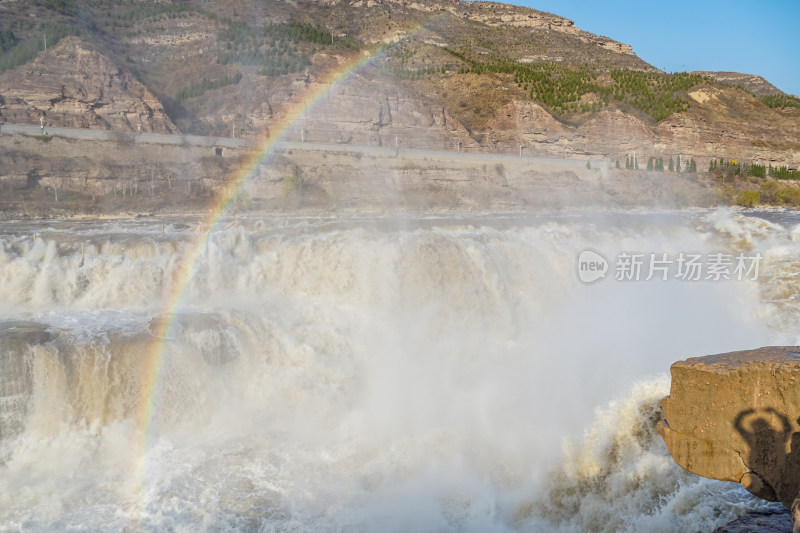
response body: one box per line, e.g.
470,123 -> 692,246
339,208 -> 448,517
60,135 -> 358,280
0,209 -> 797,532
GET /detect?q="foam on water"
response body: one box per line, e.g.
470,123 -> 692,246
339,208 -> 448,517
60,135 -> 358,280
0,209 -> 796,531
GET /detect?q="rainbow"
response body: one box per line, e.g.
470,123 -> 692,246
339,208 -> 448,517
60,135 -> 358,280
132,15 -> 446,509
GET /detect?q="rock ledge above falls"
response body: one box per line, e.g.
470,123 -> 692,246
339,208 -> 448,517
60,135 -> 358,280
658,346 -> 800,510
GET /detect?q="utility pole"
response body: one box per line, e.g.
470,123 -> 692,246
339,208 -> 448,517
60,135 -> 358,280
457,139 -> 461,152
232,123 -> 235,139
519,144 -> 523,157
44,33 -> 46,52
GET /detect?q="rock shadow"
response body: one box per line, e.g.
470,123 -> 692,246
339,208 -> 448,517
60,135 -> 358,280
734,407 -> 800,508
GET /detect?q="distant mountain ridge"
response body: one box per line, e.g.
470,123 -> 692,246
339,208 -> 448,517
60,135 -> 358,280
0,0 -> 797,169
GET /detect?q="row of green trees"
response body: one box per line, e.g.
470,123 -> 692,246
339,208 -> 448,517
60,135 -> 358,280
709,158 -> 750,176
0,23 -> 79,74
709,158 -> 800,180
175,71 -> 243,101
618,155 -> 697,172
255,56 -> 311,77
218,21 -> 342,49
647,156 -> 665,171
770,165 -> 800,180
648,156 -> 697,172
623,155 -> 638,169
759,94 -> 800,109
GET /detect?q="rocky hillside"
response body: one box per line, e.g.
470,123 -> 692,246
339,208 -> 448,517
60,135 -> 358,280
0,37 -> 175,133
0,0 -> 798,169
692,71 -> 786,96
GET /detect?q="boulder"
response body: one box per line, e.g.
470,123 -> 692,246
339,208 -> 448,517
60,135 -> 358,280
658,346 -> 800,508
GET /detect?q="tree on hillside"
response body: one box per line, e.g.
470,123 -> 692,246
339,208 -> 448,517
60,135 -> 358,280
50,170 -> 68,201
669,157 -> 674,172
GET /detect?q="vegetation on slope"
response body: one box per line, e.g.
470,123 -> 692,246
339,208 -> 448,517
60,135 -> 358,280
176,72 -> 243,102
215,21 -> 344,77
0,0 -> 795,142
445,48 -> 706,121
0,23 -> 79,74
759,93 -> 800,109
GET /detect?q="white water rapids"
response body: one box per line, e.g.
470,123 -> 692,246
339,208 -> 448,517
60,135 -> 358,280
1,208 -> 799,532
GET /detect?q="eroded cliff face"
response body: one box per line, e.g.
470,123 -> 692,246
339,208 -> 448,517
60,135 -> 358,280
457,1 -> 634,55
0,132 -> 720,218
658,347 -> 800,508
0,37 -> 175,133
196,67 -> 477,151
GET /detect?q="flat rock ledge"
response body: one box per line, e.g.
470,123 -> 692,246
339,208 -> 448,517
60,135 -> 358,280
658,346 -> 800,531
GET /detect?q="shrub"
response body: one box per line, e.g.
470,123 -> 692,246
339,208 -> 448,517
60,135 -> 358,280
735,190 -> 760,207
759,180 -> 780,203
777,188 -> 800,206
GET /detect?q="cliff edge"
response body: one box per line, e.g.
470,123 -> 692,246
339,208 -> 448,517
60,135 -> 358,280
658,346 -> 800,529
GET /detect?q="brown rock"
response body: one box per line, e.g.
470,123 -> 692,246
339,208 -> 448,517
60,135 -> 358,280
658,346 -> 800,508
0,37 -> 176,133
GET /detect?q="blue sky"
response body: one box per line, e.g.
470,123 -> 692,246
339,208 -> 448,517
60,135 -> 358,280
507,0 -> 799,96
